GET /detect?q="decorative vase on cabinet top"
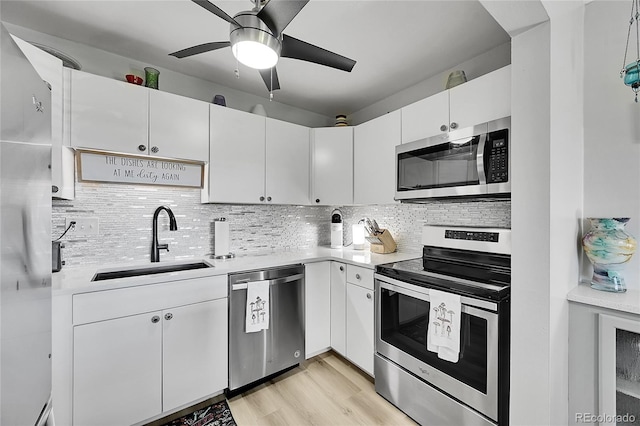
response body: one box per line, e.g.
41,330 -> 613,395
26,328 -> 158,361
582,218 -> 637,293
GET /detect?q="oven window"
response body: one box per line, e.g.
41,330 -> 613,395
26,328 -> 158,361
380,287 -> 488,393
397,136 -> 481,191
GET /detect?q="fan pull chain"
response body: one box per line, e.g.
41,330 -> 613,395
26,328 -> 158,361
270,68 -> 274,102
235,57 -> 240,79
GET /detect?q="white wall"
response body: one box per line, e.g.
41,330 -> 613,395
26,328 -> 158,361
348,42 -> 511,125
2,22 -> 333,128
510,20 -> 552,425
545,2 -> 585,424
583,0 -> 640,291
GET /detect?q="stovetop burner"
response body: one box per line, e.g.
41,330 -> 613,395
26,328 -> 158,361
376,258 -> 510,301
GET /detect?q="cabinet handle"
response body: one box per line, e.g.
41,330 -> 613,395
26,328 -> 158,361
267,196 -> 272,202
366,293 -> 372,300
450,122 -> 458,130
151,146 -> 159,154
138,145 -> 147,152
440,124 -> 448,132
151,315 -> 160,323
52,185 -> 59,193
164,313 -> 173,321
356,273 -> 361,280
339,266 -> 344,272
315,199 -> 320,203
260,196 -> 265,202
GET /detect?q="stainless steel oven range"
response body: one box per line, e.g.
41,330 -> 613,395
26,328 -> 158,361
375,225 -> 511,426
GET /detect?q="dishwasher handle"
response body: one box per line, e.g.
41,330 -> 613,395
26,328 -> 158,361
231,273 -> 304,291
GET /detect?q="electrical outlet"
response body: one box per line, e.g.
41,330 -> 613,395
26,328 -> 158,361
66,217 -> 99,236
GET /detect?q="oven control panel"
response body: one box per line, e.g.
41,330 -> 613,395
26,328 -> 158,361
444,230 -> 499,242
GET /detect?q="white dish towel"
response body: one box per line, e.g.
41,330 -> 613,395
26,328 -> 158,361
427,289 -> 461,362
245,280 -> 270,333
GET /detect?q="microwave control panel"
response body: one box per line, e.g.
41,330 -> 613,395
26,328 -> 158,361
485,128 -> 509,184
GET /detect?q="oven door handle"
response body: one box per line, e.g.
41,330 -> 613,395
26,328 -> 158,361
376,275 -> 498,313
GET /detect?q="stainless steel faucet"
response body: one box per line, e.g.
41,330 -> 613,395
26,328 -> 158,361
151,206 -> 178,262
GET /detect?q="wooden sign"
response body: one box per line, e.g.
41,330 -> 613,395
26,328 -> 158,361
78,151 -> 203,188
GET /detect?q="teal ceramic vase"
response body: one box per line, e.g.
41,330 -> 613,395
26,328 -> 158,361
582,218 -> 637,292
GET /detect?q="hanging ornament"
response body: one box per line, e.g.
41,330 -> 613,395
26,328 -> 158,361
621,0 -> 640,102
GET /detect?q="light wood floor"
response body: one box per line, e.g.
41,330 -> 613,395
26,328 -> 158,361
227,351 -> 417,426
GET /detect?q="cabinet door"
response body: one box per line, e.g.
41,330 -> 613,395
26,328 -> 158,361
354,110 -> 400,204
449,65 -> 511,130
304,262 -> 331,358
70,70 -> 148,154
401,90 -> 449,143
311,127 -> 353,205
330,262 -> 347,356
209,105 -> 265,203
265,118 -> 310,205
163,299 -> 228,412
73,312 -> 162,426
149,90 -> 209,162
346,283 -> 374,376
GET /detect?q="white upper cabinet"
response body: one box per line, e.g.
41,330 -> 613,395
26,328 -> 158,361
70,70 -> 209,162
448,65 -> 511,130
148,90 -> 209,162
208,105 -> 266,204
206,108 -> 310,205
354,110 -> 401,205
401,65 -> 511,143
401,91 -> 450,143
70,70 -> 148,154
311,127 -> 353,206
265,118 -> 310,205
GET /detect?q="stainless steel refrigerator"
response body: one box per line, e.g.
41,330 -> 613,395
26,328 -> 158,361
0,22 -> 54,426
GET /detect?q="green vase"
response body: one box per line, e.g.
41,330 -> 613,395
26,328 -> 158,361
144,67 -> 159,90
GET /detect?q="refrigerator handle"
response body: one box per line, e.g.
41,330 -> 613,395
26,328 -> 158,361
34,395 -> 54,426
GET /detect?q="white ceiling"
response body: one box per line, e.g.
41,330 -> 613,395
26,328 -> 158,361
1,0 -> 510,117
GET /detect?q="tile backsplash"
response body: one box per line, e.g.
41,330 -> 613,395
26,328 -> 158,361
53,181 -> 511,268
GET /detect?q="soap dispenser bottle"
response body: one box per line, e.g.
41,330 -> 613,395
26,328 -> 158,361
330,209 -> 343,248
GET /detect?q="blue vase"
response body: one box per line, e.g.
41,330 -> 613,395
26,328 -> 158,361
582,218 -> 637,292
624,62 -> 640,88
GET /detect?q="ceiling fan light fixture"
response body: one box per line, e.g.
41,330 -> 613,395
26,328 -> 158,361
229,13 -> 281,70
232,39 -> 278,69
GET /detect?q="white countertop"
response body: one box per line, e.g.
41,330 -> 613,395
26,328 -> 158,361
567,281 -> 640,315
52,247 -> 421,296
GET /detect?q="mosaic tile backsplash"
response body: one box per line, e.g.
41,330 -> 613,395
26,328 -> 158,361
52,181 -> 511,268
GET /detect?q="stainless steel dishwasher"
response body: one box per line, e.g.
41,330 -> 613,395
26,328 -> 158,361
228,264 -> 305,391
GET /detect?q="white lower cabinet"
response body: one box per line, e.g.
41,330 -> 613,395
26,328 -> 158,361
304,262 -> 331,358
74,311 -> 162,426
70,276 -> 228,426
162,299 -> 228,412
345,267 -> 375,376
329,262 -> 374,376
330,262 -> 347,356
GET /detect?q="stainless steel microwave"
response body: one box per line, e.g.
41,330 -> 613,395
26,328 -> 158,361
395,117 -> 510,201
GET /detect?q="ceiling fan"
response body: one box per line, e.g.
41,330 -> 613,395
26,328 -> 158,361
169,0 -> 356,93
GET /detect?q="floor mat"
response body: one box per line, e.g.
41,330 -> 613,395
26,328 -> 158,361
160,399 -> 236,426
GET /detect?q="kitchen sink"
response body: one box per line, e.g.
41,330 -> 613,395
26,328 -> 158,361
91,261 -> 212,281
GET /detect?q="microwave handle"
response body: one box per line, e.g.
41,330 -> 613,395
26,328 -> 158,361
476,133 -> 488,184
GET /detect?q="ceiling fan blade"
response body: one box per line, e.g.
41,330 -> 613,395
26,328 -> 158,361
169,41 -> 231,59
259,67 -> 281,92
281,34 -> 356,72
191,0 -> 242,27
257,0 -> 309,36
